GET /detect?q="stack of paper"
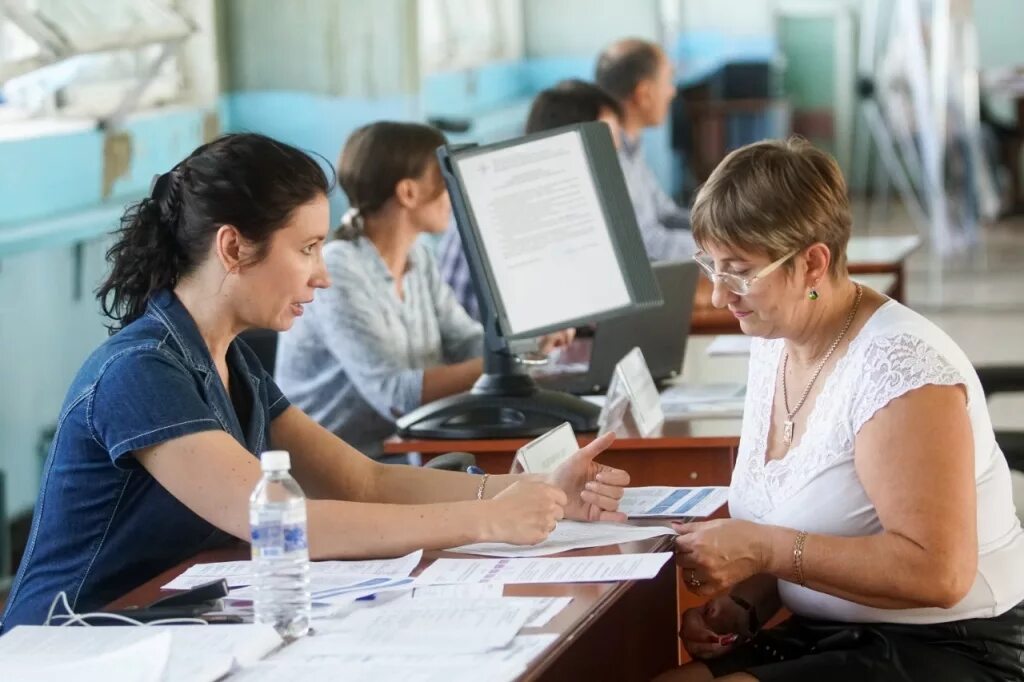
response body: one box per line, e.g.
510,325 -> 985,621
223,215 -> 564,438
448,520 -> 674,557
659,382 -> 745,418
163,550 -> 422,590
0,624 -> 282,682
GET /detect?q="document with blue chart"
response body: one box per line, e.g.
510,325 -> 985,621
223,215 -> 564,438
619,486 -> 729,518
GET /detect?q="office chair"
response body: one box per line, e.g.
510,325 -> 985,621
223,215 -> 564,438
976,365 -> 1024,473
235,329 -> 476,472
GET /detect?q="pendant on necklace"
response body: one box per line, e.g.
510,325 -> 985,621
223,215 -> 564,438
783,420 -> 795,446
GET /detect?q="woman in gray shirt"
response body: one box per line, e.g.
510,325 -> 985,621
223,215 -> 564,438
276,122 -> 570,456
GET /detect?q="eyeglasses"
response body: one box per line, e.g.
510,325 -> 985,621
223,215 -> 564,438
693,250 -> 797,296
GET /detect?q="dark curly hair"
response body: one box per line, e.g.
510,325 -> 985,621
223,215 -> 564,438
97,133 -> 331,331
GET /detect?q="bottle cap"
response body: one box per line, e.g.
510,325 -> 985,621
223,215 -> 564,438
260,450 -> 291,472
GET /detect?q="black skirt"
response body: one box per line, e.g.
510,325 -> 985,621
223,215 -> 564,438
704,600 -> 1024,681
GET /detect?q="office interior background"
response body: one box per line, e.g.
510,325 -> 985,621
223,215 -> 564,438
0,0 -> 1022,593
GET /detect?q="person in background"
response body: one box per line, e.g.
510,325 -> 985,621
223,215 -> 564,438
0,133 -> 628,631
596,37 -> 697,261
438,79 -> 627,320
275,122 -> 573,457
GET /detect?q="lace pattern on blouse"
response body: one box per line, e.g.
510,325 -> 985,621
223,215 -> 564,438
732,330 -> 966,520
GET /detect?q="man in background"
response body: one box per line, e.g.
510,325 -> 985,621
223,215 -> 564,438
596,37 -> 696,261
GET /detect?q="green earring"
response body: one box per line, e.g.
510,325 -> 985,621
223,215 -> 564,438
808,289 -> 819,301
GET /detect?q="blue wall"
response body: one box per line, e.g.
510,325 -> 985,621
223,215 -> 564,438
0,107 -> 216,517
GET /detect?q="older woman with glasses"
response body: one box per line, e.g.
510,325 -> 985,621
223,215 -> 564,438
656,138 -> 1024,682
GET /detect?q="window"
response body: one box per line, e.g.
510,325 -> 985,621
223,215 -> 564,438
0,0 -> 197,123
419,0 -> 524,74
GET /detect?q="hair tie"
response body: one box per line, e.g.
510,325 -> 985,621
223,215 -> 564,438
150,172 -> 171,200
339,207 -> 365,239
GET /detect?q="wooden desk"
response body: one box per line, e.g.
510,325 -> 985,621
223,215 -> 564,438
385,417 -> 741,488
690,233 -> 919,335
109,537 -> 680,681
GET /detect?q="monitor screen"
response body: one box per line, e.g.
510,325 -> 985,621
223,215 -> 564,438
453,129 -> 632,336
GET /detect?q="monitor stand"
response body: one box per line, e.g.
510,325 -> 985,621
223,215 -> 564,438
395,346 -> 600,440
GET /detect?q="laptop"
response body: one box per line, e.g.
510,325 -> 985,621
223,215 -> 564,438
536,261 -> 699,396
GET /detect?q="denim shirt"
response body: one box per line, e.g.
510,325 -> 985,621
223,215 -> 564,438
0,290 -> 289,631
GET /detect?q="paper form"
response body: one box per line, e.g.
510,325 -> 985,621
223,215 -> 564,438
448,520 -> 675,557
226,576 -> 415,605
163,549 -> 422,589
283,601 -> 534,655
0,629 -> 172,682
406,595 -> 571,628
414,552 -> 673,585
249,633 -> 559,682
619,486 -> 730,518
232,661 -> 523,682
0,624 -> 283,682
411,582 -> 505,599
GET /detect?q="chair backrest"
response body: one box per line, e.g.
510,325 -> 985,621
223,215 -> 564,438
238,329 -> 279,377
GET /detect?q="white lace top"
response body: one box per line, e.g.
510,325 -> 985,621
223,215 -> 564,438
730,300 -> 1024,624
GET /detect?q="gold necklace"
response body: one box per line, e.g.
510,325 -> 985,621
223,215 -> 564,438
781,284 -> 863,447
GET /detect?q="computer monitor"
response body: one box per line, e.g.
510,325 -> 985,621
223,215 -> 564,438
396,122 -> 662,439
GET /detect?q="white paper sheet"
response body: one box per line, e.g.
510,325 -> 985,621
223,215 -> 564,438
256,633 -> 558,682
619,486 -> 730,518
282,601 -> 534,655
0,629 -> 171,682
404,595 -> 571,628
227,576 -> 415,605
411,582 -> 505,599
163,549 -> 423,590
414,552 -> 673,585
0,624 -> 283,682
659,382 -> 745,419
232,660 -> 523,682
706,335 -> 753,356
448,520 -> 674,557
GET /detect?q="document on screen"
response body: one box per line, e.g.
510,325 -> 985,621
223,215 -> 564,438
456,130 -> 631,334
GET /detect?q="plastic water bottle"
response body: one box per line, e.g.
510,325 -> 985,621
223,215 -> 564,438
249,450 -> 311,638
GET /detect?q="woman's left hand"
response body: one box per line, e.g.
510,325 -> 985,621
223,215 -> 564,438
547,432 -> 630,522
673,519 -> 771,595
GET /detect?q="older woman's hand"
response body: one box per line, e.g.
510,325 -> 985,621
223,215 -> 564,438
672,519 -> 771,595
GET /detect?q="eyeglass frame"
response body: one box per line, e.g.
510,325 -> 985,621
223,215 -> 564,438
692,249 -> 799,296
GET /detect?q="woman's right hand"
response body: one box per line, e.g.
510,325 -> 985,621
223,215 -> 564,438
484,480 -> 567,545
680,595 -> 750,660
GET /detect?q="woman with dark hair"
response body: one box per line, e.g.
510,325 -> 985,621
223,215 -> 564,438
0,132 -> 629,631
275,122 -> 572,456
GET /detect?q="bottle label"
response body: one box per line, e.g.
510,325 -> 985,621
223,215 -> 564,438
250,506 -> 308,558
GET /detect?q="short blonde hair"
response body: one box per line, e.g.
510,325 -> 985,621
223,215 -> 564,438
690,137 -> 851,275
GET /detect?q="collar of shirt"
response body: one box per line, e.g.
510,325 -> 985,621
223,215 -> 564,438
146,289 -> 221,376
351,235 -> 423,283
620,131 -> 643,160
